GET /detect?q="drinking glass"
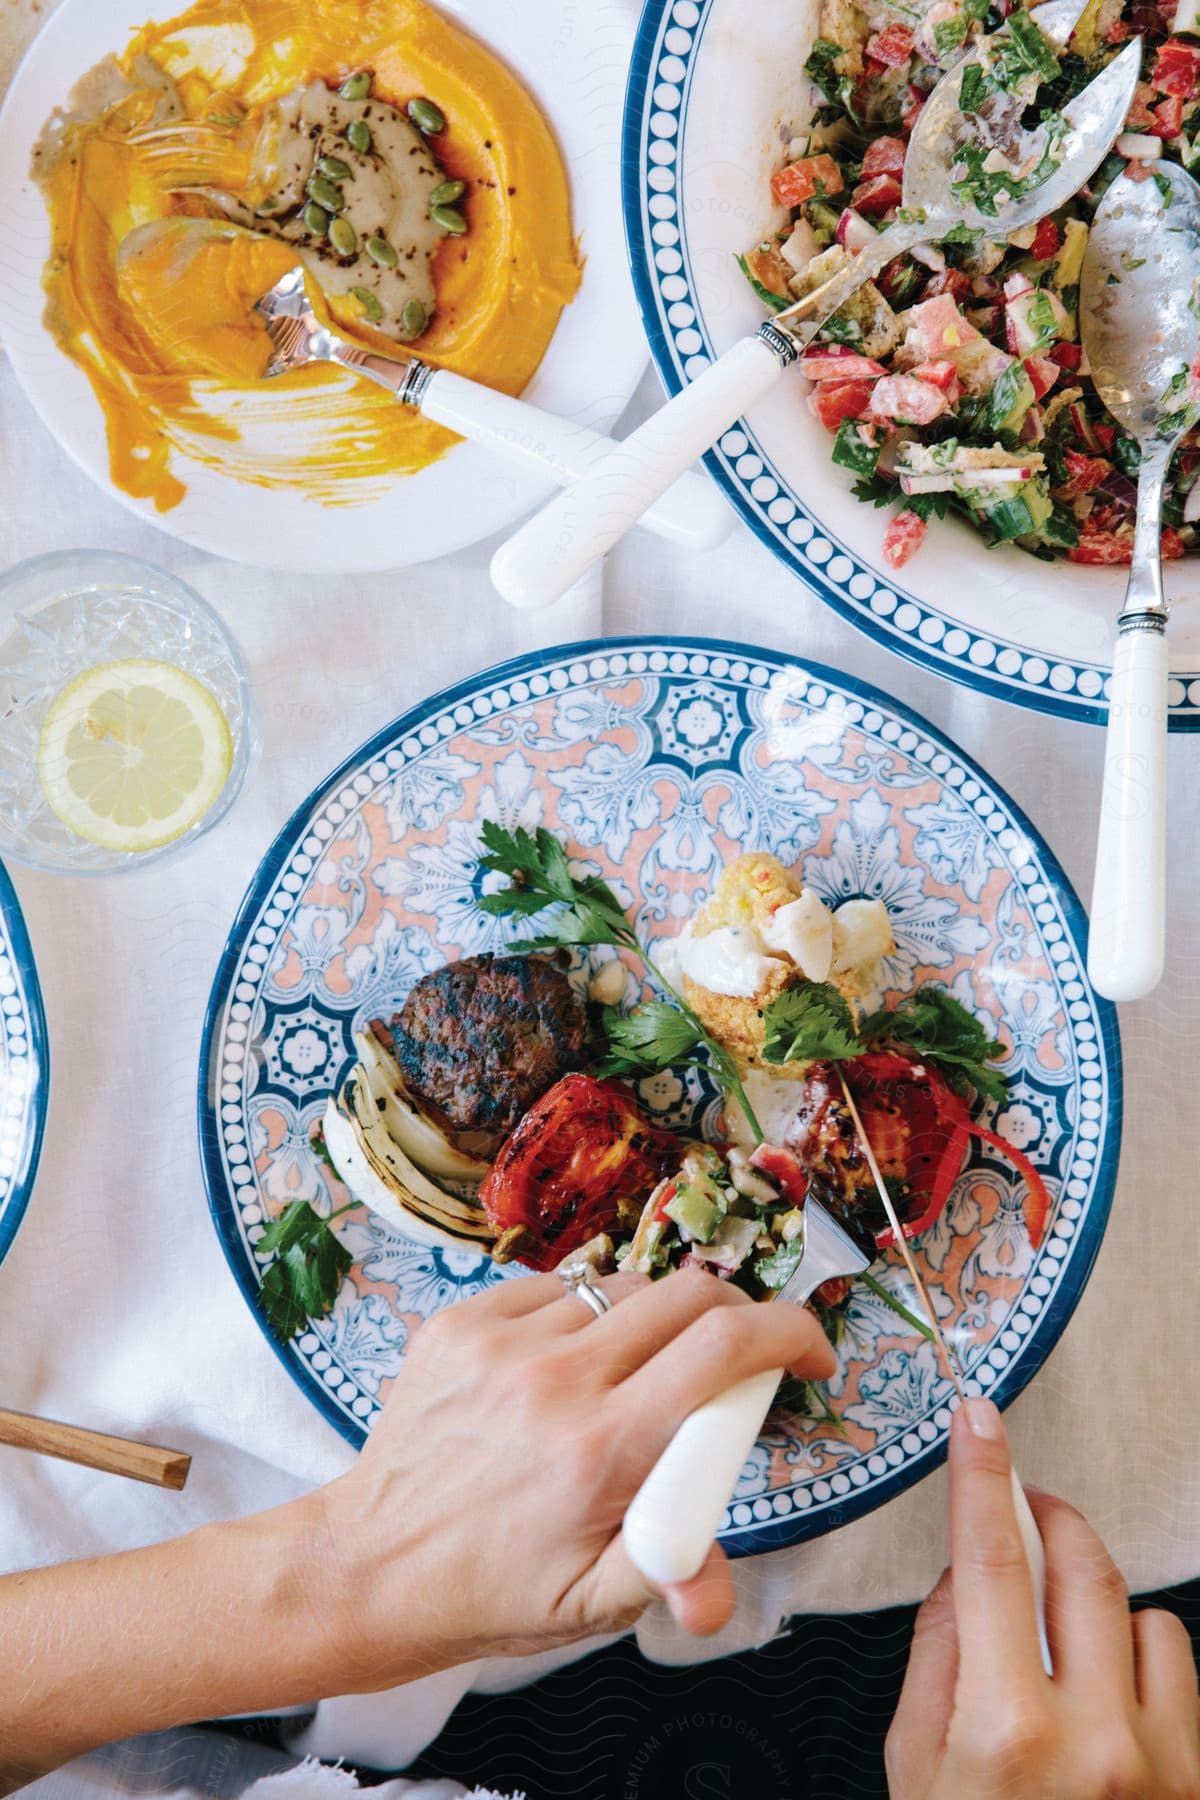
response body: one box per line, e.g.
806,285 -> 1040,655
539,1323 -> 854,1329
0,550 -> 256,875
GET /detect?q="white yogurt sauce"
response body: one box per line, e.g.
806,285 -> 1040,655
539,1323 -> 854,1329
676,925 -> 778,999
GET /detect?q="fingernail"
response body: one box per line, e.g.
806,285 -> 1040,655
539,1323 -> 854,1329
963,1397 -> 1005,1440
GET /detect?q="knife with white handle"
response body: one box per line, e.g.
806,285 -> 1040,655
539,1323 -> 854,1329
622,1198 -> 872,1588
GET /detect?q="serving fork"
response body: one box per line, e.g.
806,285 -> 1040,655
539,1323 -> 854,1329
491,0 -> 1142,608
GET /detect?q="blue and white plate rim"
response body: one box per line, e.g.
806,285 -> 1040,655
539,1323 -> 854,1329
198,634 -> 1123,1558
621,0 -> 1200,731
0,859 -> 48,1268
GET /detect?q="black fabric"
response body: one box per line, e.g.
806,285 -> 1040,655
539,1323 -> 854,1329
392,1578 -> 1200,1800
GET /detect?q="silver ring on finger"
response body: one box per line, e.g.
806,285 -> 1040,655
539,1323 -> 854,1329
557,1260 -> 613,1320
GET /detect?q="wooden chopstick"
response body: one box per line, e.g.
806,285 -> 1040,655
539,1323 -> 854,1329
0,1407 -> 191,1490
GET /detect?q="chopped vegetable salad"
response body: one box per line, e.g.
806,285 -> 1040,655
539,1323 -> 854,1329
743,0 -> 1200,567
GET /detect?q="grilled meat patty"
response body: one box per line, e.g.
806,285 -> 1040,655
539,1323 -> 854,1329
380,953 -> 592,1156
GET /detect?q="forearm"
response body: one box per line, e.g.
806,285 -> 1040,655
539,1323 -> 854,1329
2,1495 -> 346,1793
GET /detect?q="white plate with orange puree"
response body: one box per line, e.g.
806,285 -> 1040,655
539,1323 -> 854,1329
0,0 -> 647,571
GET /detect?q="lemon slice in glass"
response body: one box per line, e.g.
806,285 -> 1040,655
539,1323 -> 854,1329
38,659 -> 234,854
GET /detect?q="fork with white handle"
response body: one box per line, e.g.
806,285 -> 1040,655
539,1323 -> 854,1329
490,2 -> 1141,609
255,266 -> 731,553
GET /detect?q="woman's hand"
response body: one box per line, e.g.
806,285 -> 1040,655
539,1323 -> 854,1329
886,1398 -> 1200,1798
316,1265 -> 835,1692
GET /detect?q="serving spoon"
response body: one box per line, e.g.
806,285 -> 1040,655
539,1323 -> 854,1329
491,3 -> 1141,609
1079,163 -> 1200,1002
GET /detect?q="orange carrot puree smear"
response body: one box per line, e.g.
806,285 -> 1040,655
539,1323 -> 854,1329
35,0 -> 581,511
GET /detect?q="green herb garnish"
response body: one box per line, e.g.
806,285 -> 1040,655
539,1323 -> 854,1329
861,985 -> 1008,1101
477,824 -> 765,1140
762,981 -> 862,1064
762,980 -> 1009,1103
257,1201 -> 354,1342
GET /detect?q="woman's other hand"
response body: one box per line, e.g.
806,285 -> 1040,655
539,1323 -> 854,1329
886,1398 -> 1200,1798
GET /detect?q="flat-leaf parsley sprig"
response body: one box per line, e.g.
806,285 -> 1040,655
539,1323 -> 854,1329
761,979 -> 1009,1103
476,823 -> 766,1141
256,1199 -> 354,1343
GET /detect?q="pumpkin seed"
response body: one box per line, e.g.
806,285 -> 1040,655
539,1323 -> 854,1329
318,154 -> 351,180
352,286 -> 384,323
431,202 -> 467,235
339,71 -> 372,100
301,201 -> 330,236
402,298 -> 427,337
329,217 -> 358,258
429,178 -> 466,207
365,235 -> 399,269
307,174 -> 344,214
347,119 -> 372,155
408,96 -> 445,134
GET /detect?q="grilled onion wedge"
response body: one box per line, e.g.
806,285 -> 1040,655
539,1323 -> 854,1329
351,1027 -> 490,1185
322,1066 -> 496,1255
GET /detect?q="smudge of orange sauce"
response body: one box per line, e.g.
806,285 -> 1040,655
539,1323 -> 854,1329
35,0 -> 582,511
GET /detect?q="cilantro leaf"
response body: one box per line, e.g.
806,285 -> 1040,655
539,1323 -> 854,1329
256,1201 -> 354,1343
473,826 -> 765,1140
762,982 -> 862,1065
861,985 -> 1008,1101
595,1001 -> 706,1078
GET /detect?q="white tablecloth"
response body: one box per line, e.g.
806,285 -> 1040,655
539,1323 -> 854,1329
2,0 -> 1199,1775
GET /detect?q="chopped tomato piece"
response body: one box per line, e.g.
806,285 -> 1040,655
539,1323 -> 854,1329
771,153 -> 845,208
902,84 -> 925,133
865,26 -> 915,66
1068,531 -> 1132,564
882,509 -> 927,569
1152,38 -> 1200,97
851,172 -> 904,216
1154,92 -> 1185,136
868,374 -> 949,425
749,1143 -> 809,1209
1023,354 -> 1060,400
921,267 -> 972,303
479,1074 -> 680,1271
1048,341 -> 1083,371
801,348 -> 886,381
1092,420 -> 1116,451
1055,449 -> 1112,500
1029,218 -> 1061,261
1163,526 -> 1187,559
809,378 -> 879,429
813,1276 -> 854,1308
860,134 -> 908,179
909,358 -> 959,390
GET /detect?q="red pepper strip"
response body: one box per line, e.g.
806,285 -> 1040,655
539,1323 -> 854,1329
853,1053 -> 1050,1252
874,1117 -> 972,1250
966,1124 -> 1049,1250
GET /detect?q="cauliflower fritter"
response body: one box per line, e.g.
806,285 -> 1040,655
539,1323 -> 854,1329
683,958 -> 798,1070
693,852 -> 802,936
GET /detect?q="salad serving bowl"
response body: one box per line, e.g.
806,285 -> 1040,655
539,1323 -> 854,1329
199,635 -> 1121,1557
623,0 -> 1200,726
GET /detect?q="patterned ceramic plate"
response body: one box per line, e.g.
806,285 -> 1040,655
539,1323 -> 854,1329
0,859 -> 48,1266
623,0 -> 1200,728
200,637 -> 1121,1555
